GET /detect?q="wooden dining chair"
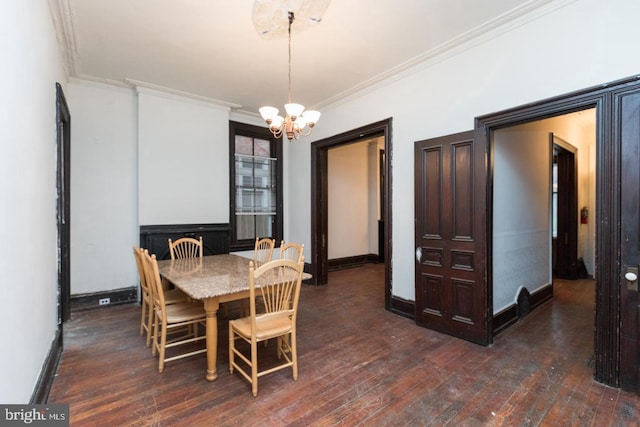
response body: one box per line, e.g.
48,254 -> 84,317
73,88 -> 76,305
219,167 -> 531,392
254,237 -> 276,266
133,246 -> 189,347
168,236 -> 203,260
279,241 -> 304,263
229,258 -> 304,396
142,250 -> 207,373
233,237 -> 276,318
133,245 -> 154,343
276,241 -> 304,348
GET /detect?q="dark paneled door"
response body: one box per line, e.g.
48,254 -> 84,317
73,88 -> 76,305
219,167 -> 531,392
554,138 -> 578,280
618,87 -> 640,391
414,130 -> 489,345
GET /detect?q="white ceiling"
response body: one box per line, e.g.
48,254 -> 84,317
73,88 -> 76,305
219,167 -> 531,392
51,0 -> 542,116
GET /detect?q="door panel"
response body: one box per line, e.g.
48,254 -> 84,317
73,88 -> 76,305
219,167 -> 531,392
618,87 -> 640,391
414,130 -> 489,345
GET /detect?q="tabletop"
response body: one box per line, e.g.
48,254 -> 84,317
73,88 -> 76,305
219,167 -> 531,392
157,254 -> 310,301
157,254 -> 254,300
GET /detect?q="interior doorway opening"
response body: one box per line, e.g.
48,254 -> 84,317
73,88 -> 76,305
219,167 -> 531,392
310,118 -> 393,310
491,110 -> 595,335
326,137 -> 385,270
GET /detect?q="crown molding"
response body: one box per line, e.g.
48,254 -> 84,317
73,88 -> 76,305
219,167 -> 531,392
126,79 -> 242,111
48,0 -> 79,78
316,0 -> 578,111
230,110 -> 266,127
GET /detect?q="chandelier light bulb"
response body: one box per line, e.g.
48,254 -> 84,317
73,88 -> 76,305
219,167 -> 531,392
259,106 -> 279,122
301,110 -> 321,127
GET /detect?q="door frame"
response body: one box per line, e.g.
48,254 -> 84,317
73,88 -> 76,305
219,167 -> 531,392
476,75 -> 640,389
310,118 -> 393,308
56,82 -> 71,324
552,134 -> 579,279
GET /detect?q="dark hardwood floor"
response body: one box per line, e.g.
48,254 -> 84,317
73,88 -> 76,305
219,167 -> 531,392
48,264 -> 639,426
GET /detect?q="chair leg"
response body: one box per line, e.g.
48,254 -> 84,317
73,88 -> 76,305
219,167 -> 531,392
251,340 -> 258,397
158,322 -> 167,373
145,306 -> 154,348
291,331 -> 298,381
152,315 -> 159,357
228,323 -> 234,373
139,299 -> 147,336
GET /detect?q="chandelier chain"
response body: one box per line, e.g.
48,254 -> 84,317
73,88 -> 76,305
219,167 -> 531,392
288,11 -> 293,104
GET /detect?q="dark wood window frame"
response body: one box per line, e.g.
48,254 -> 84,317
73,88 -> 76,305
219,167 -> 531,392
229,121 -> 283,252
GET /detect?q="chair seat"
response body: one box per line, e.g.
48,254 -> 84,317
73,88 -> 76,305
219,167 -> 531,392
162,301 -> 205,323
231,313 -> 292,341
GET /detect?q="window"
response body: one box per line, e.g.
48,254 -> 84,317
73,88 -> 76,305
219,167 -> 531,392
229,121 -> 282,251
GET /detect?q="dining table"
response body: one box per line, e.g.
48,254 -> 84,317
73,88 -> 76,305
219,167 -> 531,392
157,253 -> 309,381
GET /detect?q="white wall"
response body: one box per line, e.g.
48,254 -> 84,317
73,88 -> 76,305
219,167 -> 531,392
0,0 -> 67,402
67,81 -> 138,294
66,84 -> 244,294
285,0 -> 640,301
327,139 -> 381,259
493,126 -> 552,313
137,87 -> 230,225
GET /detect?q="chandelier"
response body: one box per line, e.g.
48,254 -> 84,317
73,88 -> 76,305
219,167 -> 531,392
258,11 -> 321,141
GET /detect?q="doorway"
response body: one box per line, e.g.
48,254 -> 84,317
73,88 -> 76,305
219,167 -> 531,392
491,114 -> 593,332
56,82 -> 71,325
310,119 -> 392,309
414,76 -> 640,390
477,76 -> 640,390
552,134 -> 579,280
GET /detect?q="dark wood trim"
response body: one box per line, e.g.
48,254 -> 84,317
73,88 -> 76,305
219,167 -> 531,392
71,287 -> 137,311
477,74 -> 640,389
493,284 -> 554,336
56,82 -> 71,324
139,223 -> 231,260
310,119 -> 393,312
531,283 -> 554,310
493,306 -> 518,336
390,296 -> 414,320
614,85 -> 640,392
328,254 -> 380,271
553,135 -> 579,280
30,328 -> 62,404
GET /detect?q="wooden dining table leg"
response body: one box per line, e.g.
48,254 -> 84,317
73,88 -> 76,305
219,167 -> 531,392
203,298 -> 220,381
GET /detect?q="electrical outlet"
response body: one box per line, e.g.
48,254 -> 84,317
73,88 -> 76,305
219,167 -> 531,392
99,298 -> 110,305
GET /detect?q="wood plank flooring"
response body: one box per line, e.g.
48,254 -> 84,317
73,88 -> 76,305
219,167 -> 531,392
48,263 -> 640,426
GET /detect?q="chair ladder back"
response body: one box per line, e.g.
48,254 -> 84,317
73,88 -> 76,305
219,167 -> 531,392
169,236 -> 203,260
132,246 -> 148,294
253,259 -> 304,315
254,237 -> 276,267
279,241 -> 304,264
142,251 -> 166,315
